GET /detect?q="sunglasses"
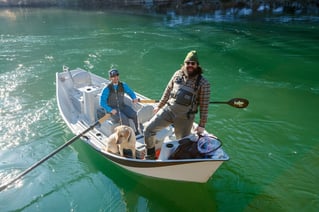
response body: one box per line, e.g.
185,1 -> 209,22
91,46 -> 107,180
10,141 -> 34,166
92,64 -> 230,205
185,61 -> 196,66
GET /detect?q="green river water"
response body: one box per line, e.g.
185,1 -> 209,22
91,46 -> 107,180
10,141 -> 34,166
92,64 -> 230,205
0,8 -> 319,212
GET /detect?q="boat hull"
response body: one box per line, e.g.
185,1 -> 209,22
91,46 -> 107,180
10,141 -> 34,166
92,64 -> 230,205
113,159 -> 223,183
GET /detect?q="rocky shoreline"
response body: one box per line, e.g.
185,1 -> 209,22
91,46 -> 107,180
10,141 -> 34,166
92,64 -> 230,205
0,0 -> 318,16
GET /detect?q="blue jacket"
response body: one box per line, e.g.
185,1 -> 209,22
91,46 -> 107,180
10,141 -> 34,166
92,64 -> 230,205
100,82 -> 137,113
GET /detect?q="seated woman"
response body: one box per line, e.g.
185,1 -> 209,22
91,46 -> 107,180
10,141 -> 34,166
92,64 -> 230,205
100,69 -> 140,135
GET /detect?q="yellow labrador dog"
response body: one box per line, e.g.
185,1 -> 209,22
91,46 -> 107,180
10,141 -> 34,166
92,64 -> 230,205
105,125 -> 136,159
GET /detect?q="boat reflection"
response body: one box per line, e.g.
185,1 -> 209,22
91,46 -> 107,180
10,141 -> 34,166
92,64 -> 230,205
75,141 -> 219,211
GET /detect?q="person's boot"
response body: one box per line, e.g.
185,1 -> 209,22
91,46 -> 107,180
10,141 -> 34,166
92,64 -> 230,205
135,130 -> 140,136
139,123 -> 144,133
145,147 -> 156,160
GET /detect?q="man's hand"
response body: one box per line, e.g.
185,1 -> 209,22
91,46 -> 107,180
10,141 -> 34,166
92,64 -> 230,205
196,126 -> 205,134
153,107 -> 160,114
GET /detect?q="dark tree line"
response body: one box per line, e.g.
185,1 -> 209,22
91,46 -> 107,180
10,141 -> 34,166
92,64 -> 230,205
1,0 -> 318,15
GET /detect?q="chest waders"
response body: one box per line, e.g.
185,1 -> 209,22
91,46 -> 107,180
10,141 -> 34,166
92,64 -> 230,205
168,74 -> 202,119
144,74 -> 202,160
107,83 -> 125,125
115,89 -> 123,125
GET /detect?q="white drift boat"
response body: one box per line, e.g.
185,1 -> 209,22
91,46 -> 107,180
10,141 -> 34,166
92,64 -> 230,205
56,66 -> 230,183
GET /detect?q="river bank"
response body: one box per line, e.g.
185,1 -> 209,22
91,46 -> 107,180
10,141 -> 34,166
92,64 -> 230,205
1,0 -> 319,16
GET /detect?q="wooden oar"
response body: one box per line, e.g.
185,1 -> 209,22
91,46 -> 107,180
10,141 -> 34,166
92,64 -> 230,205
211,98 -> 249,108
138,98 -> 249,108
0,114 -> 111,192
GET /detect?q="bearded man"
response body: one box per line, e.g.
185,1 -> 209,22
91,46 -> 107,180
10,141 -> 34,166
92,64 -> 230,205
143,50 -> 211,159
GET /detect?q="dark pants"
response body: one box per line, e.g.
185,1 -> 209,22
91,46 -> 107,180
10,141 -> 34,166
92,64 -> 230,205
112,104 -> 139,132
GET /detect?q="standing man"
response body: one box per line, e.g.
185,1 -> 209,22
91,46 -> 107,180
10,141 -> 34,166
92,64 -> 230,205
144,50 -> 211,159
100,69 -> 140,135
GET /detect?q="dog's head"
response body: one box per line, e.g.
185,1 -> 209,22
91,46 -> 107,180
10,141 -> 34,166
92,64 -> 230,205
114,125 -> 133,144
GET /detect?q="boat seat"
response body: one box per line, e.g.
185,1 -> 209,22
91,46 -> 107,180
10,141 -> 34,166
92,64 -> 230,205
97,107 -> 137,135
72,71 -> 92,88
137,105 -> 154,124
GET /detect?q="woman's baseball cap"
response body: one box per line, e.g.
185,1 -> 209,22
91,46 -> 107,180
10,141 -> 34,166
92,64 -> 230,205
109,69 -> 119,77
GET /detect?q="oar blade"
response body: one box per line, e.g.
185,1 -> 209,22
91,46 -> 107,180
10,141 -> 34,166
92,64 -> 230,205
228,98 -> 249,108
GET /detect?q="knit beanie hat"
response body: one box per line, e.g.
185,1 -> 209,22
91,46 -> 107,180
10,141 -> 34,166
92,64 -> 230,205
184,50 -> 199,63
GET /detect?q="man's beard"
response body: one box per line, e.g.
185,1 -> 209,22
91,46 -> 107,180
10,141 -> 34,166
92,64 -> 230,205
185,67 -> 199,78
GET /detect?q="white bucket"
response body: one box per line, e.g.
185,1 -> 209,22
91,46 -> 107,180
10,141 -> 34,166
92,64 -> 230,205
158,142 -> 178,160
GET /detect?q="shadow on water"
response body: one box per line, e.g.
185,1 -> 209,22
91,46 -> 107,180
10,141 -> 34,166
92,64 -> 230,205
74,140 -> 218,211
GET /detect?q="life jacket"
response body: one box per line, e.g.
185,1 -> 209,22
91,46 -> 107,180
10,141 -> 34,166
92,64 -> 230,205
167,70 -> 202,118
107,82 -> 125,108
